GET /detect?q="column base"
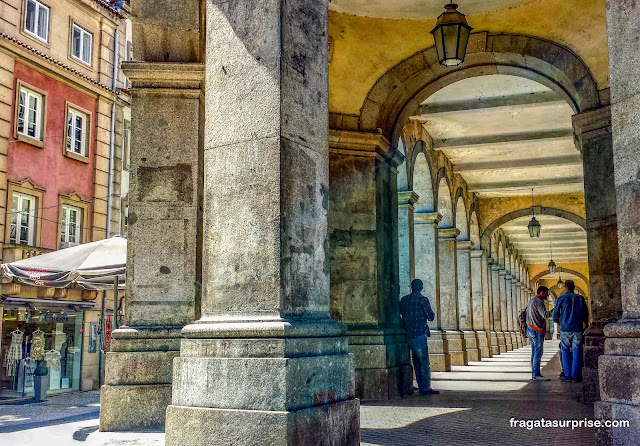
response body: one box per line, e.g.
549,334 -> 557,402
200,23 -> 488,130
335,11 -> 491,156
477,330 -> 490,358
347,327 -> 413,400
505,331 -> 514,351
595,320 -> 640,444
496,332 -> 507,353
99,327 -> 182,431
443,330 -> 467,366
583,324 -> 607,403
169,319 -> 360,446
428,330 -> 451,372
489,331 -> 499,356
462,330 -> 480,362
166,399 -> 360,446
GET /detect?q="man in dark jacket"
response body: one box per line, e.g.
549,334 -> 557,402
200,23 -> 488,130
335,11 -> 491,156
526,286 -> 551,380
553,280 -> 589,382
400,279 -> 439,396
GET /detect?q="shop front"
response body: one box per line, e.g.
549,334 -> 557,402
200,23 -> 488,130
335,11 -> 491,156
0,297 -> 95,401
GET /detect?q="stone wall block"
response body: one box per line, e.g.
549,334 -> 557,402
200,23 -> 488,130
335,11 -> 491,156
599,354 -> 640,405
104,351 -> 178,385
100,384 -> 172,431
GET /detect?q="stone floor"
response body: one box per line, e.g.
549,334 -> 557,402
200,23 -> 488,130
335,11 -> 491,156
0,341 -> 595,446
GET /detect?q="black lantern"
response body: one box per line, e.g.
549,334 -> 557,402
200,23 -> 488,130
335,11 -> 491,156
528,189 -> 541,238
430,3 -> 473,67
557,275 -> 564,289
548,242 -> 557,274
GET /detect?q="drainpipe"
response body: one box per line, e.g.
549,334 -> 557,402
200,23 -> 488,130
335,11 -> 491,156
106,28 -> 119,238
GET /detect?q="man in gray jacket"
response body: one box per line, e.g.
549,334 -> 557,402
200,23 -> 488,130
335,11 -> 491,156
526,286 -> 551,380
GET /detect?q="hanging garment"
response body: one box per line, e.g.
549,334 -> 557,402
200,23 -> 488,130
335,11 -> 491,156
29,331 -> 45,360
44,350 -> 61,371
6,331 -> 24,377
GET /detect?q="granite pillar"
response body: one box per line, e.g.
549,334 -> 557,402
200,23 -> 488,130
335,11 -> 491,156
439,228 -> 466,366
328,130 -> 412,400
573,106 -> 622,403
512,281 -> 522,347
500,271 -> 513,351
481,253 -> 496,356
458,241 -> 479,361
398,191 -> 419,298
596,2 -> 640,443
164,2 -> 360,444
492,264 -> 506,353
472,249 -> 489,358
415,213 -> 449,371
99,62 -> 204,431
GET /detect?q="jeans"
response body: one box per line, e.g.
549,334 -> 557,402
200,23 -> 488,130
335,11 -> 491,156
407,335 -> 431,391
560,331 -> 584,379
527,327 -> 545,376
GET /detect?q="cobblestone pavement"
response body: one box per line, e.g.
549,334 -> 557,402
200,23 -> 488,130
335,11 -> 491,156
0,342 -> 595,446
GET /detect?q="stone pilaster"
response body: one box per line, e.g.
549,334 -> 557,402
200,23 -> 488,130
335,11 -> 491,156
439,228 -> 466,366
164,2 -> 360,444
99,63 -> 204,432
328,130 -> 412,400
398,191 -> 419,298
573,105 -> 622,403
500,270 -> 513,351
415,213 -> 449,371
458,241 -> 479,361
472,249 -> 490,358
513,281 -> 522,347
596,3 -> 640,443
492,263 -> 506,353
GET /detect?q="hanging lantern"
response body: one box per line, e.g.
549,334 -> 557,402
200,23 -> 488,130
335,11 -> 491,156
430,3 -> 473,67
557,275 -> 564,289
528,189 -> 541,237
548,242 -> 557,274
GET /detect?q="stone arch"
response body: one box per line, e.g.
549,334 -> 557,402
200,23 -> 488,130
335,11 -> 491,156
455,195 -> 468,241
531,267 -> 589,291
411,141 -> 434,213
436,177 -> 453,228
480,207 -> 587,250
357,33 -> 601,144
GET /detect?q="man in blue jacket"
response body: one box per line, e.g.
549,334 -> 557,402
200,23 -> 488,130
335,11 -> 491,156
552,280 -> 590,382
400,279 -> 439,396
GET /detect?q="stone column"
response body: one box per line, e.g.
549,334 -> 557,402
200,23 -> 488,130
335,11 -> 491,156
512,281 -> 521,347
458,241 -> 479,361
492,263 -> 506,353
439,228 -> 466,365
100,63 -> 204,431
573,106 -> 622,403
500,270 -> 513,351
398,191 -> 419,298
596,3 -> 640,443
164,2 -> 360,444
415,213 -> 449,371
328,130 -> 412,400
481,253 -> 495,357
471,249 -> 489,358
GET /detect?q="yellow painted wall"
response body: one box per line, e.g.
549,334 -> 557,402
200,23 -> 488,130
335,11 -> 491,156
328,0 -> 608,115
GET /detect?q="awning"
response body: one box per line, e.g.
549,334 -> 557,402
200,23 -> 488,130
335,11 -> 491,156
0,296 -> 98,310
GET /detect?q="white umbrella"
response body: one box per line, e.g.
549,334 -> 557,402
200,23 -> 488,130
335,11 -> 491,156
1,236 -> 126,290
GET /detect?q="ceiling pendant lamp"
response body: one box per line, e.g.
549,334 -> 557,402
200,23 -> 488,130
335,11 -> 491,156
548,242 -> 557,274
557,274 -> 564,289
528,188 -> 541,238
430,3 -> 473,67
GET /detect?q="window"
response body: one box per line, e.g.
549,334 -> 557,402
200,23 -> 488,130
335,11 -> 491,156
71,24 -> 92,65
10,192 -> 36,245
60,205 -> 81,247
17,86 -> 44,141
66,107 -> 87,156
24,0 -> 49,43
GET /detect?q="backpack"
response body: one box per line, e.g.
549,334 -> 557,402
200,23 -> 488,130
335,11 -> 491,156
518,308 -> 527,336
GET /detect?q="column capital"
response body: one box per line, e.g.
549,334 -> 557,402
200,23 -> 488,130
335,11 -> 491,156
470,248 -> 484,259
438,227 -> 460,239
415,212 -> 442,226
398,191 -> 420,206
505,274 -> 513,281
457,240 -> 474,250
499,269 -> 508,277
572,105 -> 611,150
329,129 -> 404,167
122,61 -> 205,93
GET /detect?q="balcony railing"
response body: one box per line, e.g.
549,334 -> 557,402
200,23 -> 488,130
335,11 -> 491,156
2,244 -> 53,263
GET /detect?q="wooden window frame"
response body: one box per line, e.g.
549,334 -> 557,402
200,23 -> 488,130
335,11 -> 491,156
57,193 -> 90,249
5,179 -> 45,248
63,102 -> 91,163
69,21 -> 94,68
21,0 -> 50,46
14,80 -> 47,149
